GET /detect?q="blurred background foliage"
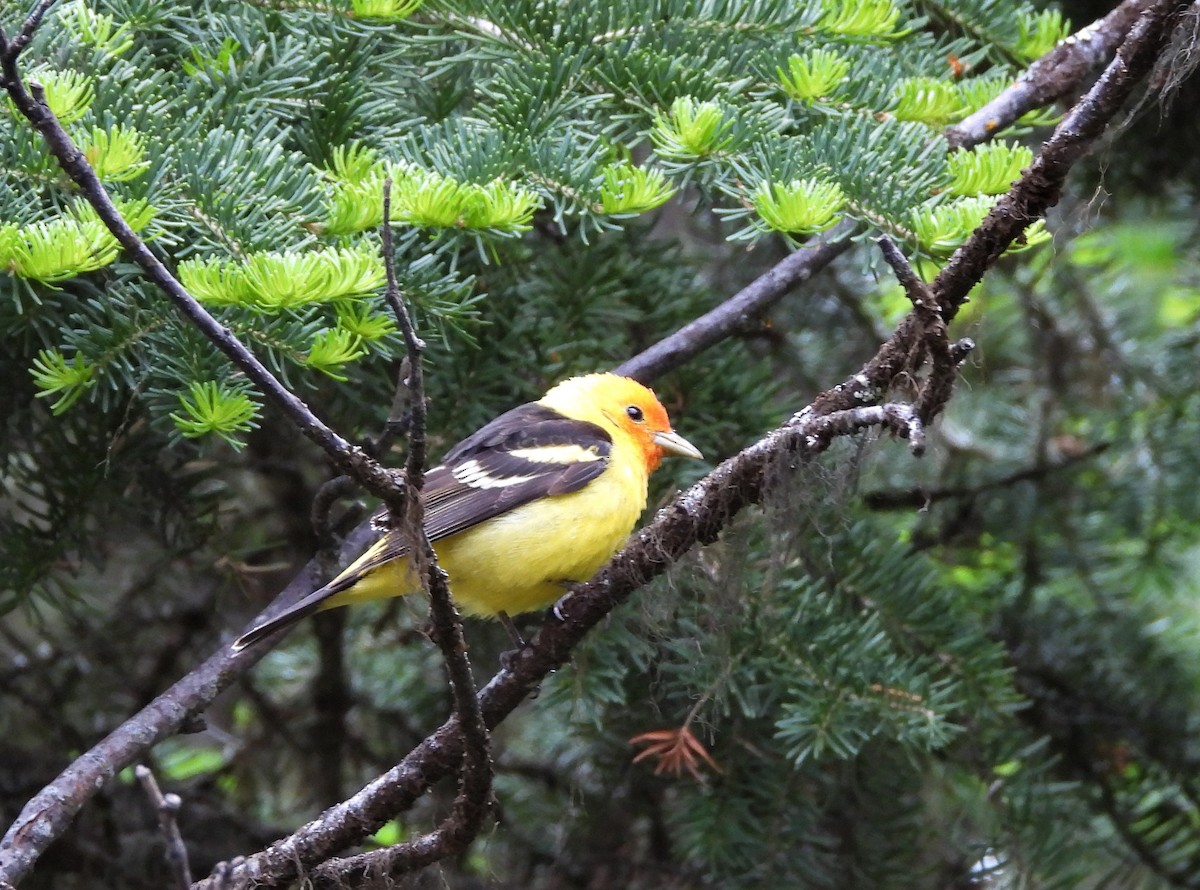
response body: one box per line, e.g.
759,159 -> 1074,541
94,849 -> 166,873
3,0 -> 1200,887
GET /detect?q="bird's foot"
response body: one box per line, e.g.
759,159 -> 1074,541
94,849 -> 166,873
550,580 -> 584,622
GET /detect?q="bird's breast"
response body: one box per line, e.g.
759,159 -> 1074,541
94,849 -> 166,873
435,455 -> 649,617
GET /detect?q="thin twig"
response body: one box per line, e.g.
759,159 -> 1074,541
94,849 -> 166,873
320,181 -> 494,882
876,236 -> 939,315
134,765 -> 192,890
862,441 -> 1111,510
874,236 -> 966,424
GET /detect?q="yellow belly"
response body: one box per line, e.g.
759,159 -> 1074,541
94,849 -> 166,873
321,458 -> 648,618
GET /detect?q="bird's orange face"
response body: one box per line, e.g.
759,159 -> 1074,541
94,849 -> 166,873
609,383 -> 701,472
539,373 -> 702,472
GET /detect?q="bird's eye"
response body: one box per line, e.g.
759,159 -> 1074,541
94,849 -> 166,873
626,405 -> 645,422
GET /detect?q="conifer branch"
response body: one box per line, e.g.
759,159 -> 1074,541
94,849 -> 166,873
811,0 -> 1185,418
618,0 -> 1151,388
0,26 -> 405,506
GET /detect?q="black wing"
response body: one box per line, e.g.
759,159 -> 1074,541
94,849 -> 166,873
346,402 -> 612,577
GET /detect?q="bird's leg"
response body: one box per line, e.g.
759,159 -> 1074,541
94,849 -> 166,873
497,610 -> 527,672
497,610 -> 525,648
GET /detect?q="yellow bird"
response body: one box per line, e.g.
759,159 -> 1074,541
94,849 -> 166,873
232,373 -> 702,650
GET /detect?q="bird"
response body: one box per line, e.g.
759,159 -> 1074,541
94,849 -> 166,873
232,373 -> 702,650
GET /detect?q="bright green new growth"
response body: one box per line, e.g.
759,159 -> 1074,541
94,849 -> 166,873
751,178 -> 846,236
169,381 -> 261,447
1016,9 -> 1071,61
15,68 -> 94,124
816,0 -> 905,40
0,200 -> 154,284
651,97 -> 735,161
316,146 -> 404,236
56,1 -> 133,56
911,195 -> 1049,256
598,162 -> 676,216
29,349 -> 96,414
81,125 -> 150,183
392,169 -> 541,234
892,77 -> 969,127
335,302 -> 397,343
302,328 -> 368,381
351,0 -> 425,22
948,141 -> 1034,196
776,50 -> 851,102
178,247 -> 385,310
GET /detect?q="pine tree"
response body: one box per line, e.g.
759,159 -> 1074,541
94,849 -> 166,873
3,1 -> 1200,888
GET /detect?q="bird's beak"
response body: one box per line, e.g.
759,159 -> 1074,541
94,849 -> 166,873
653,430 -> 703,460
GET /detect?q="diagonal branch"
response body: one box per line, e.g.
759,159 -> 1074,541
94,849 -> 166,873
811,0 -> 1183,419
0,0 -> 58,64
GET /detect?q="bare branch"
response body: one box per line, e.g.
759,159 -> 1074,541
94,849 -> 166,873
614,220 -> 856,382
876,236 -> 939,315
316,183 -> 494,882
863,440 -> 1111,510
0,0 -> 60,69
134,765 -> 192,890
946,0 -> 1158,149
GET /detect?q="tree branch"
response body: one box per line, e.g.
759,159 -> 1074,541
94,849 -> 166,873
945,0 -> 1157,149
0,0 -> 58,65
135,765 -> 192,890
614,220 -> 855,382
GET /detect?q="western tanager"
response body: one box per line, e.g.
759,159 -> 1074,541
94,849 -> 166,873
232,373 -> 701,650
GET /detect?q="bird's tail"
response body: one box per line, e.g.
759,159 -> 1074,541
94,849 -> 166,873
231,583 -> 340,651
231,533 -> 408,651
